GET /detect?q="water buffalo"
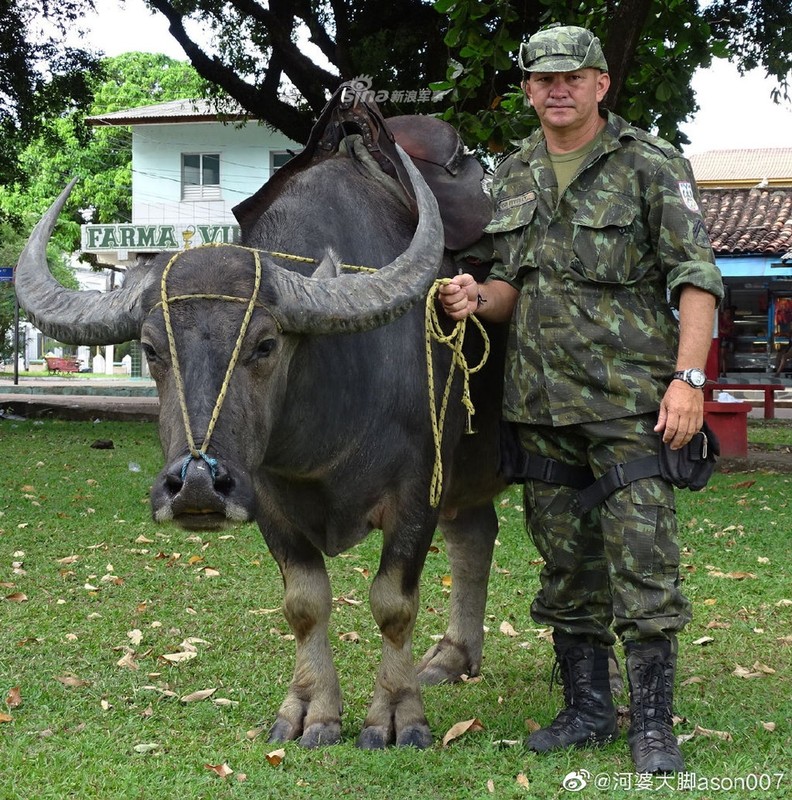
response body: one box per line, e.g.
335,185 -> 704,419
15,91 -> 506,749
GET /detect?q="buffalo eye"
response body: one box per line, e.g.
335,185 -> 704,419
141,342 -> 160,364
255,338 -> 277,359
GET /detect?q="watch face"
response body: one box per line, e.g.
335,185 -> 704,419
688,368 -> 706,388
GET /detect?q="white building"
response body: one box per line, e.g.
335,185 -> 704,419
82,98 -> 300,266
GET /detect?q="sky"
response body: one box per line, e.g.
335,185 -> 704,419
76,0 -> 792,156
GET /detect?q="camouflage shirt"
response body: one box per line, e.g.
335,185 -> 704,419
486,112 -> 724,426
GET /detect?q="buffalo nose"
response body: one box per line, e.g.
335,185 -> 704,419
163,454 -> 233,497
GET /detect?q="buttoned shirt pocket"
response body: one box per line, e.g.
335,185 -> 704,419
485,193 -> 538,278
571,197 -> 646,284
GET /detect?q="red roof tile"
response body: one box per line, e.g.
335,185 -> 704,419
700,187 -> 792,256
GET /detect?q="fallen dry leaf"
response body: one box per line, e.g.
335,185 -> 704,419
161,651 -> 197,664
339,631 -> 360,643
441,574 -> 452,588
116,651 -> 139,671
680,676 -> 704,687
211,698 -> 238,708
442,717 -> 485,747
706,569 -> 756,580
692,636 -> 714,646
55,675 -> 90,688
205,763 -> 233,779
0,712 -> 13,723
487,779 -> 495,793
6,687 -> 22,709
127,629 -> 143,647
516,773 -> 531,789
265,748 -> 286,767
762,721 -> 776,732
336,595 -> 363,606
499,621 -> 519,637
677,724 -> 733,744
133,743 -> 160,754
246,726 -> 267,740
180,688 -> 217,703
4,592 -> 27,603
732,662 -> 775,679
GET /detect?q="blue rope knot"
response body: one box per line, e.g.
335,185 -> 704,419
180,451 -> 219,482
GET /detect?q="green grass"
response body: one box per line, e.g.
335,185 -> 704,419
747,418 -> 792,447
1,419 -> 790,799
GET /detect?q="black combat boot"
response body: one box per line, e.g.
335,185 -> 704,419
625,638 -> 684,773
526,633 -> 618,752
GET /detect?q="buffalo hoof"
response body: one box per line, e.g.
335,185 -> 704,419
356,724 -> 394,750
268,718 -> 301,743
416,638 -> 474,685
300,721 -> 341,748
396,723 -> 432,749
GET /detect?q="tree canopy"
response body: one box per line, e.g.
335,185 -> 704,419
142,0 -> 792,151
0,0 -> 102,187
3,0 -> 791,162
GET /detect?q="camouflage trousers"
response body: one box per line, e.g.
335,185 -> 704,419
516,413 -> 692,645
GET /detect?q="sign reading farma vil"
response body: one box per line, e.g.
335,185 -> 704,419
81,224 -> 240,252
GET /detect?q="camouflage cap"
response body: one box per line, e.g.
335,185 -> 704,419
518,26 -> 608,73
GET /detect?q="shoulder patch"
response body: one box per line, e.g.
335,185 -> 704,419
498,191 -> 536,211
678,181 -> 700,213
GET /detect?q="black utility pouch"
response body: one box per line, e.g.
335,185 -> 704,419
658,421 -> 720,491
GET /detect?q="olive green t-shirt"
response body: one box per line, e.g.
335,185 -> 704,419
547,137 -> 599,196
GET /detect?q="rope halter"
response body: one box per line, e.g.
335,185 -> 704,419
158,243 -> 263,482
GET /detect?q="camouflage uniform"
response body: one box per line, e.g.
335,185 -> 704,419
486,111 -> 723,643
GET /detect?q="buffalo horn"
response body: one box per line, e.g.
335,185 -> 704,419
14,179 -> 150,345
266,143 -> 445,335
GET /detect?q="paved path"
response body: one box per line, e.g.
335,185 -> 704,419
0,376 -> 159,422
2,374 -> 792,423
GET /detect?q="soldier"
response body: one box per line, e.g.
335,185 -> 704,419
439,25 -> 723,773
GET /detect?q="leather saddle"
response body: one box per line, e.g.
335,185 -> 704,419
232,82 -> 491,252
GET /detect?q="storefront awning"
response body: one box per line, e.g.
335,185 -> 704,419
716,255 -> 792,278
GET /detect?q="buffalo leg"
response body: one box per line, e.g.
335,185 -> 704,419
268,548 -> 342,748
417,502 -> 498,684
358,540 -> 432,749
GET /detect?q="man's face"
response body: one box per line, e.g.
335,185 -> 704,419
524,68 -> 610,135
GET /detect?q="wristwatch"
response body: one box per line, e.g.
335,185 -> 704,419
672,368 -> 707,389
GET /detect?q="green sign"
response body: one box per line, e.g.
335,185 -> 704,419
81,224 -> 240,252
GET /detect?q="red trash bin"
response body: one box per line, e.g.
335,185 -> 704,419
704,400 -> 751,458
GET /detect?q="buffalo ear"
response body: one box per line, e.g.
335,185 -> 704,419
312,250 -> 342,279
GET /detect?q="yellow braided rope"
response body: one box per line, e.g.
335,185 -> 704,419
160,247 -> 262,461
424,279 -> 490,507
